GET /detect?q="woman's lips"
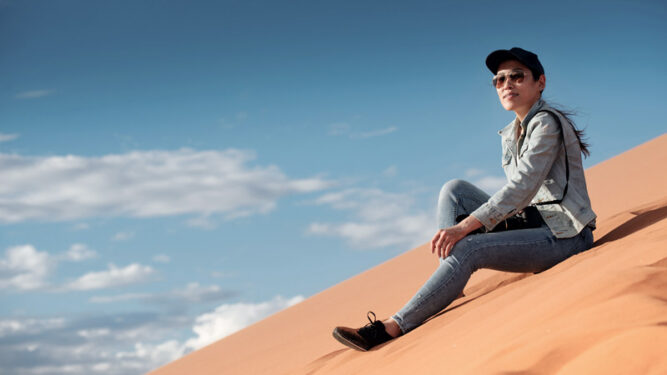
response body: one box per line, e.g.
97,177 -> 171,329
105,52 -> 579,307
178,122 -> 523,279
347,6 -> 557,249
504,93 -> 518,100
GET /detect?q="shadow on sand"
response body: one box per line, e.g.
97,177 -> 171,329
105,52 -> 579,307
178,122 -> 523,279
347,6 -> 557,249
594,204 -> 667,247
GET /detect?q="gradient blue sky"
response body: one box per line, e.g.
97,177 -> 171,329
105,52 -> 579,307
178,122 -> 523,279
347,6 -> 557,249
1,1 -> 665,374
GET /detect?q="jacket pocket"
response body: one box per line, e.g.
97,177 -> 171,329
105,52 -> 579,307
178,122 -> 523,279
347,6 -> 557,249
533,178 -> 561,204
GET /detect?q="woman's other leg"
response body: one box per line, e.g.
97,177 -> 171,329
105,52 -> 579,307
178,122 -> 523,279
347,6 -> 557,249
391,224 -> 593,334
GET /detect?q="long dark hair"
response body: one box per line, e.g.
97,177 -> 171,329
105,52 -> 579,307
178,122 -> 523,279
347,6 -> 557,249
547,104 -> 591,158
530,71 -> 591,158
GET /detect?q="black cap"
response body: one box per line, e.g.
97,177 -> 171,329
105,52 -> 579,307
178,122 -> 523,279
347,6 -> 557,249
485,47 -> 545,76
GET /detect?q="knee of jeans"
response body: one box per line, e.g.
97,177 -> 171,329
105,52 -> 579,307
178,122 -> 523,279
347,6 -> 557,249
439,179 -> 470,201
439,239 -> 476,270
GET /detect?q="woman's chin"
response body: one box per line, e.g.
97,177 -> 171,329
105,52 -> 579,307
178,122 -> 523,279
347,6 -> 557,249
501,102 -> 515,111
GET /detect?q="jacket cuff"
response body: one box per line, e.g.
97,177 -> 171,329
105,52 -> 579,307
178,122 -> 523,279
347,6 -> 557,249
470,203 -> 506,231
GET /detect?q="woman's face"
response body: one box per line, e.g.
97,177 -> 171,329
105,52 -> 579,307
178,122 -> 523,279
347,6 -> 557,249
495,60 -> 545,119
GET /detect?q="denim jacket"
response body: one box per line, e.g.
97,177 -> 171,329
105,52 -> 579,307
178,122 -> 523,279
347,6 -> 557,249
471,99 -> 597,238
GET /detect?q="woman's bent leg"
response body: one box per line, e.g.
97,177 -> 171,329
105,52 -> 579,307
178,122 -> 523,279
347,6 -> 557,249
391,225 -> 593,333
437,179 -> 491,228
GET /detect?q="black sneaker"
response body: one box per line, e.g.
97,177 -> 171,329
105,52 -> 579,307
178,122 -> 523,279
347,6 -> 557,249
332,311 -> 394,351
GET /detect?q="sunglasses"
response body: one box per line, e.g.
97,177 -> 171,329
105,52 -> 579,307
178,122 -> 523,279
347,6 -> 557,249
492,69 -> 530,88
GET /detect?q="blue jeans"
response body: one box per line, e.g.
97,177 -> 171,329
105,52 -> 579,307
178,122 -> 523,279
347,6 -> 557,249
391,179 -> 594,333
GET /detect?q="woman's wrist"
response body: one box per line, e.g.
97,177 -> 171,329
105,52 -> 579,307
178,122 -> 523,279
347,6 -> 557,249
459,215 -> 483,233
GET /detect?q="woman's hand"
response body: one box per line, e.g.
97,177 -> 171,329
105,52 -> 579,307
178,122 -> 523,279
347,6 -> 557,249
431,215 -> 483,258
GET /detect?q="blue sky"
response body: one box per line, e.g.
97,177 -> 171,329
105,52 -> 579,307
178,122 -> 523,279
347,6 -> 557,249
1,0 -> 665,374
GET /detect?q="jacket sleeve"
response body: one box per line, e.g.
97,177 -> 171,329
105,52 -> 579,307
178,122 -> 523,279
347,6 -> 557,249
471,113 -> 562,231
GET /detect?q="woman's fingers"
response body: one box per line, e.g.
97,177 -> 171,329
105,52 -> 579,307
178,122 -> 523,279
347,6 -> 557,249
444,237 -> 455,258
433,226 -> 468,259
441,227 -> 466,258
435,230 -> 447,257
430,231 -> 442,253
444,240 -> 454,257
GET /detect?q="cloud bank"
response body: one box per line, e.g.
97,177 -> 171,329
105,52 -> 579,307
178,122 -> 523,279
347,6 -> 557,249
0,149 -> 332,224
308,188 -> 434,249
0,295 -> 304,375
0,244 -> 157,293
64,263 -> 155,291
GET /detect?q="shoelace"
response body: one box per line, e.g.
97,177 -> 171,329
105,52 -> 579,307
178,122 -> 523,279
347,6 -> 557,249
358,311 -> 382,339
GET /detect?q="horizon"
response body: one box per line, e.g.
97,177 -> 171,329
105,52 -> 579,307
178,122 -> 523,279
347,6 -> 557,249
1,1 -> 666,374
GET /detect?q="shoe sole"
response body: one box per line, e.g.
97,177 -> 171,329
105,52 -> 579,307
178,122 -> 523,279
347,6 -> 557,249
332,329 -> 368,352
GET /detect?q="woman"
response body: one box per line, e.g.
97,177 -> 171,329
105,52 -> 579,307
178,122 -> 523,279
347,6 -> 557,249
332,47 -> 597,351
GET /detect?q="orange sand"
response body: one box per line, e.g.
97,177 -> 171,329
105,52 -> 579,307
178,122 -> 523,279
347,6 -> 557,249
150,133 -> 667,375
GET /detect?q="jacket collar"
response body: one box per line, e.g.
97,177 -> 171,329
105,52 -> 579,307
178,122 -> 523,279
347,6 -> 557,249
520,99 -> 547,129
497,99 -> 547,138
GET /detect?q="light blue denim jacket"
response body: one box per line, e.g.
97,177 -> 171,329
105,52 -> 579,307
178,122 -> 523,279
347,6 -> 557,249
471,99 -> 597,238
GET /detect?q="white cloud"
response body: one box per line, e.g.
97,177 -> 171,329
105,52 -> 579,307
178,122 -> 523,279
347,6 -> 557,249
474,176 -> 507,194
89,282 -> 233,305
0,133 -> 19,142
218,112 -> 249,130
463,168 -> 507,195
328,122 -> 351,136
185,215 -> 216,229
328,122 -> 398,139
62,243 -> 97,261
382,165 -> 398,177
152,254 -> 170,263
0,149 -> 332,224
89,293 -> 149,304
210,270 -> 233,278
117,340 -> 185,372
72,222 -> 90,230
15,89 -> 55,99
351,126 -> 398,139
77,328 -> 112,339
0,243 -> 100,291
473,176 -> 507,195
0,245 -> 52,290
464,168 -> 485,178
170,283 -> 229,304
0,317 -> 65,336
112,231 -> 134,241
183,295 -> 304,351
64,263 -> 155,291
307,188 -> 434,249
92,362 -> 112,372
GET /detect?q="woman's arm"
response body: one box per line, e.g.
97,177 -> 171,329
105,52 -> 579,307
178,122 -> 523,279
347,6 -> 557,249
470,113 -> 562,232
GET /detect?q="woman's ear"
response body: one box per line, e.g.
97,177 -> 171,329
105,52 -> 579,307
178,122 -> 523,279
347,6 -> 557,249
538,74 -> 546,91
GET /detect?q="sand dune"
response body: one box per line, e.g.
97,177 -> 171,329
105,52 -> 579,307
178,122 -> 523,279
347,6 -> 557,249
150,133 -> 667,375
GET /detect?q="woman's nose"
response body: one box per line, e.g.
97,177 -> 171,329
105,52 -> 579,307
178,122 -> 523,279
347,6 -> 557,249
501,78 -> 513,89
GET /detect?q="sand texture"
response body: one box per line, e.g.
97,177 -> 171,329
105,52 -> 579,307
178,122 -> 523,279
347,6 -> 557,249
150,133 -> 667,375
